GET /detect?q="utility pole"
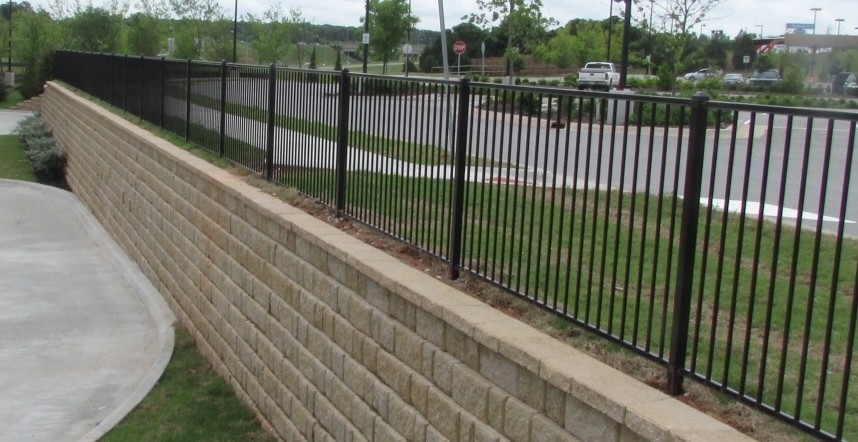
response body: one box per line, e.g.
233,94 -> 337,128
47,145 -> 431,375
362,0 -> 369,73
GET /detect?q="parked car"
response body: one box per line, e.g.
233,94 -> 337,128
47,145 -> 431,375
722,73 -> 745,87
845,76 -> 858,96
832,72 -> 856,94
748,69 -> 781,86
577,62 -> 620,91
684,68 -> 717,81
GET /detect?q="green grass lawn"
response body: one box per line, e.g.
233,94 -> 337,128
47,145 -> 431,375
0,134 -> 35,181
101,326 -> 276,442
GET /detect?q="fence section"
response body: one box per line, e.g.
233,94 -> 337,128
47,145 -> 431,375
52,51 -> 857,441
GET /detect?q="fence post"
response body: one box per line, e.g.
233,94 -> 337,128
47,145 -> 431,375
335,69 -> 351,217
219,60 -> 227,157
122,54 -> 127,112
448,77 -> 471,280
667,91 -> 709,395
158,57 -> 165,128
139,55 -> 145,120
185,58 -> 191,142
265,63 -> 276,181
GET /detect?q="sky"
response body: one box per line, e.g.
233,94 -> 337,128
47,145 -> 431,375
225,0 -> 858,40
29,0 -> 858,40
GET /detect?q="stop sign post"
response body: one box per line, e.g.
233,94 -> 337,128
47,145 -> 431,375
453,40 -> 466,76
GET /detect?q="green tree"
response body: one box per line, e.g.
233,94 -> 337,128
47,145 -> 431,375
534,22 -> 606,69
126,12 -> 162,55
367,0 -> 417,74
14,9 -> 60,97
466,0 -> 556,76
169,0 -> 223,60
334,49 -> 342,70
245,4 -> 300,64
731,32 -> 755,71
652,0 -> 724,78
66,6 -> 123,52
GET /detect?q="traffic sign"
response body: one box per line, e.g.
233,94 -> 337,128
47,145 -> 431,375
453,40 -> 466,55
402,43 -> 413,55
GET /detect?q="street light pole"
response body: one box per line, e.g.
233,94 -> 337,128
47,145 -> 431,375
232,0 -> 237,63
755,24 -> 763,38
363,0 -> 369,73
7,0 -> 11,73
811,7 -> 821,35
646,0 -> 652,75
618,0 -> 631,89
606,0 -> 613,62
700,23 -> 706,37
835,18 -> 844,35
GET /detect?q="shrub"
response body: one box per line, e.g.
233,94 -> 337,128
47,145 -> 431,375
0,75 -> 6,103
12,114 -> 66,180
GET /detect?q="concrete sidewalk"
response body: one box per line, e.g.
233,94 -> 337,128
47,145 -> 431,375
0,179 -> 175,442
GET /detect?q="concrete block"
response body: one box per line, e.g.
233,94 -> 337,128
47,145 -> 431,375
375,349 -> 411,400
371,311 -> 397,354
451,363 -> 491,422
565,394 -> 620,442
426,387 -> 460,440
503,396 -> 536,442
393,326 -> 424,374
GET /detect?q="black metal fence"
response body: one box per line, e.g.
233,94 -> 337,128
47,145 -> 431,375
53,51 -> 857,441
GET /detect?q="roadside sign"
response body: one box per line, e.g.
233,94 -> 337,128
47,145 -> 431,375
402,43 -> 413,55
743,55 -> 750,64
362,33 -> 370,44
453,40 -> 466,55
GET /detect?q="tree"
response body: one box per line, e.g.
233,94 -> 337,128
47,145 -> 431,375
0,1 -> 32,20
66,6 -> 123,53
649,0 -> 724,78
731,32 -> 755,71
245,4 -> 300,64
126,12 -> 162,55
534,22 -> 606,69
14,9 -> 60,97
367,0 -> 417,74
169,0 -> 223,60
466,0 -> 556,76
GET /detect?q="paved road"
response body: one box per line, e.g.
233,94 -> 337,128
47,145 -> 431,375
0,179 -> 175,442
179,78 -> 858,237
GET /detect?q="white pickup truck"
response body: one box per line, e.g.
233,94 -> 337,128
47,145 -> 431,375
577,62 -> 620,91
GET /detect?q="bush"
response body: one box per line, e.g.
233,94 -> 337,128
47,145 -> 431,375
12,114 -> 66,180
0,75 -> 6,103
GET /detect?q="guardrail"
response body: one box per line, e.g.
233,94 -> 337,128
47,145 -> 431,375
54,50 -> 858,441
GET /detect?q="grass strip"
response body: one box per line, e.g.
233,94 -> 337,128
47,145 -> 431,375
100,326 -> 276,442
0,134 -> 36,181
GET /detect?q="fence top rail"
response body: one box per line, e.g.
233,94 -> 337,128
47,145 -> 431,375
709,98 -> 858,120
349,70 -> 459,87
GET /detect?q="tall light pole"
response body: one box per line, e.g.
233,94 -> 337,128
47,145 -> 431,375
700,23 -> 706,37
232,0 -> 237,63
755,24 -> 763,38
811,7 -> 821,35
836,18 -> 844,35
362,0 -> 369,73
7,0 -> 11,73
606,0 -> 613,62
646,0 -> 653,75
618,0 -> 632,89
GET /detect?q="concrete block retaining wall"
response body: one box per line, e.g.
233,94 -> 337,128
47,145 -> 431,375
41,82 -> 752,442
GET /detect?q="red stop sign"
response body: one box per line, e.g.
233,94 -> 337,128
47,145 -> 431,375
453,40 -> 467,55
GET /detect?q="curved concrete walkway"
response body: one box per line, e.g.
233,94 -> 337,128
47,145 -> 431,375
0,180 -> 175,442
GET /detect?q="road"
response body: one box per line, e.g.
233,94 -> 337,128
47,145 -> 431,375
177,77 -> 858,238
